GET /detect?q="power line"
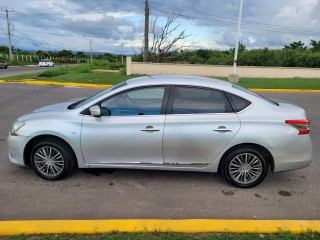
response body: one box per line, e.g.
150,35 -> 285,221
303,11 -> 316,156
151,8 -> 320,37
149,1 -> 320,36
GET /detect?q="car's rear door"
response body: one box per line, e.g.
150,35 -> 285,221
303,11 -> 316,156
163,86 -> 240,166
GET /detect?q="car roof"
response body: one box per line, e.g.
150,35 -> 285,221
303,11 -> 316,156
125,75 -> 232,90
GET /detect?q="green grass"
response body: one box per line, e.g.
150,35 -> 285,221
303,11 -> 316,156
38,72 -> 135,85
1,71 -> 136,85
216,77 -> 320,89
4,232 -> 320,240
39,62 -> 125,78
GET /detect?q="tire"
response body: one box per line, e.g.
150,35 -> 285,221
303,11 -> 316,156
5,65 -> 7,69
221,147 -> 268,188
30,139 -> 76,180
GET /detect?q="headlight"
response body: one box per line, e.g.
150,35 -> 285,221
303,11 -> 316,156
11,121 -> 25,136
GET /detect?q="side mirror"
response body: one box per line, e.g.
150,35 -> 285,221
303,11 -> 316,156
89,105 -> 101,117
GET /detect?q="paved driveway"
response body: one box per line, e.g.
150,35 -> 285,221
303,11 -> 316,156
0,84 -> 319,220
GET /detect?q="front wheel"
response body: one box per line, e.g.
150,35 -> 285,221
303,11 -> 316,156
221,147 -> 268,188
30,139 -> 76,180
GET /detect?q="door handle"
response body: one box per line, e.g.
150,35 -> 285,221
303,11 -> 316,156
141,125 -> 160,132
213,126 -> 232,132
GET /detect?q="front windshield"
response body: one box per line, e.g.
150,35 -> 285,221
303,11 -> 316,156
71,81 -> 127,109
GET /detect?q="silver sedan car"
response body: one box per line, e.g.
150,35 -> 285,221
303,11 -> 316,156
8,75 -> 313,188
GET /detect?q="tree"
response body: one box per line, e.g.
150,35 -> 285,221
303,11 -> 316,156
149,12 -> 192,62
36,50 -> 48,59
283,41 -> 307,50
0,46 -> 9,53
229,42 -> 246,54
57,49 -> 74,58
310,39 -> 320,52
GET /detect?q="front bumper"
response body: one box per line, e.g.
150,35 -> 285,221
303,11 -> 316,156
7,134 -> 31,166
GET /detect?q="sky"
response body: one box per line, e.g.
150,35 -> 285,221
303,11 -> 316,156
0,0 -> 319,55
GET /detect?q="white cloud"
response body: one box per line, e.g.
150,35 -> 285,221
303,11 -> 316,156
1,0 -> 319,52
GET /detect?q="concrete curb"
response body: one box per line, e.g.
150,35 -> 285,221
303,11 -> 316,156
0,219 -> 319,235
1,79 -> 320,92
0,79 -> 112,89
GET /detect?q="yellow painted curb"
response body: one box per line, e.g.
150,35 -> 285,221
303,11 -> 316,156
0,219 -> 319,235
249,88 -> 320,93
0,79 -> 112,89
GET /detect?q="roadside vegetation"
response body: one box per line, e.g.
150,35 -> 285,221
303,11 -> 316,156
1,61 -> 134,85
4,232 -> 320,240
146,45 -> 320,68
39,61 -> 125,77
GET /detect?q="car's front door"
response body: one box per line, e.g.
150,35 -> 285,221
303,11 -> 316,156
163,86 -> 240,166
81,86 -> 168,165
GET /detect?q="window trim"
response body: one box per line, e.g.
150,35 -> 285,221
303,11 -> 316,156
166,85 -> 233,115
81,85 -> 170,116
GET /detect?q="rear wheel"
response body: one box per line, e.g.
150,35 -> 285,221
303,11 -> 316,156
30,139 -> 76,180
221,147 -> 268,188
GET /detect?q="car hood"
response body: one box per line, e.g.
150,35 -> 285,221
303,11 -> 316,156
32,102 -> 71,113
16,98 -> 83,122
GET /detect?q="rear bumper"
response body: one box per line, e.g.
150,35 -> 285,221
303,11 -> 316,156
271,135 -> 313,172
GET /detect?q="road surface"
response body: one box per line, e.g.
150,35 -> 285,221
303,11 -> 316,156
0,84 -> 319,220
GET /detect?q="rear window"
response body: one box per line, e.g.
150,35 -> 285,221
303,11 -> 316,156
225,92 -> 251,112
232,84 -> 279,106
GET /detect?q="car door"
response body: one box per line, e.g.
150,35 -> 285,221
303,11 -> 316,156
163,86 -> 240,166
81,86 -> 168,165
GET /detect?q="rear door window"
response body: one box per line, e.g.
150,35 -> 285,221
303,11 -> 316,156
171,86 -> 231,114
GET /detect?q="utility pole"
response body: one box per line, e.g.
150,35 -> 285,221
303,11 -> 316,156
233,0 -> 244,75
89,39 -> 93,63
228,0 -> 243,83
121,43 -> 124,63
143,0 -> 149,62
1,7 -> 14,62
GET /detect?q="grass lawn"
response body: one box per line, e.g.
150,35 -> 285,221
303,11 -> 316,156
36,72 -> 136,85
5,232 -> 320,240
1,72 -> 137,85
217,77 -> 320,89
2,71 -> 320,89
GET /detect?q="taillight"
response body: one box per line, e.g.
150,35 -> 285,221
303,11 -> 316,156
285,120 -> 310,135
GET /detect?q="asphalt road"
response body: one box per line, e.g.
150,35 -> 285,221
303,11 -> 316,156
0,65 -> 63,78
0,84 -> 319,220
